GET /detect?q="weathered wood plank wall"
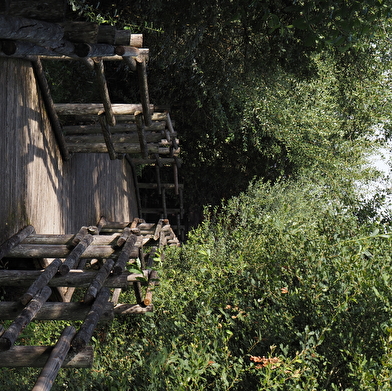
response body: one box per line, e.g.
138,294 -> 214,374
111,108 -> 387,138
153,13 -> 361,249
0,57 -> 138,244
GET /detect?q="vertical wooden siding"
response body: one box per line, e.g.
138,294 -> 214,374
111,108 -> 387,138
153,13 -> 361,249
0,57 -> 138,244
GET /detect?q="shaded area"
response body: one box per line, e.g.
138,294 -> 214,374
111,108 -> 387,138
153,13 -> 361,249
0,57 -> 138,243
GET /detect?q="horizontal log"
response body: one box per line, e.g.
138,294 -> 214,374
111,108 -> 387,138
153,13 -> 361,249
0,225 -> 35,260
6,243 -> 118,258
98,27 -> 143,46
0,346 -> 94,368
22,233 -> 120,245
127,157 -> 182,166
27,47 -> 149,61
65,133 -> 168,144
55,103 -> 153,116
0,15 -> 64,47
0,269 -> 149,288
0,301 -> 114,321
0,39 -> 75,56
62,121 -> 166,135
66,143 -> 174,155
115,46 -> 140,57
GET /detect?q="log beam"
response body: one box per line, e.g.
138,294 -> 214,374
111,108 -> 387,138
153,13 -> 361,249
0,346 -> 94,368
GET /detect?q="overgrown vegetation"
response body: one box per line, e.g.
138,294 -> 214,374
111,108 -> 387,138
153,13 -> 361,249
2,177 -> 392,389
3,1 -> 392,389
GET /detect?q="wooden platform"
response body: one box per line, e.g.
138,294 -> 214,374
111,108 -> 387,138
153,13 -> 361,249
0,57 -> 138,244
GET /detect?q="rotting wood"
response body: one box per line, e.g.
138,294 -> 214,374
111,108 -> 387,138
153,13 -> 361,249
137,60 -> 152,126
0,269 -> 149,288
99,115 -> 117,160
84,259 -> 115,304
0,225 -> 35,261
30,58 -> 70,161
0,15 -> 64,47
32,326 -> 77,391
94,60 -> 116,126
59,234 -> 94,275
0,346 -> 94,368
72,288 -> 111,351
144,270 -> 158,306
55,103 -> 153,116
113,233 -> 139,275
0,301 -> 114,322
0,286 -> 52,351
20,258 -> 63,305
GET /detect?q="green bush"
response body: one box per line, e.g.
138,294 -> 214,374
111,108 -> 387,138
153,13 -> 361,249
2,177 -> 392,390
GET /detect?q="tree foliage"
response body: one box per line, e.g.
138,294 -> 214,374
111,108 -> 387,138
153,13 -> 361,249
67,1 -> 392,220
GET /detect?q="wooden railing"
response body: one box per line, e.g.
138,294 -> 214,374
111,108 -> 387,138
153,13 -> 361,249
0,218 -> 179,390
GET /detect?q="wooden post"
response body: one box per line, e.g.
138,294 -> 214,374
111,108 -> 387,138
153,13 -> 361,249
113,234 -> 138,275
144,270 -> 158,306
0,286 -> 52,351
59,234 -> 94,275
136,60 -> 152,126
32,326 -> 77,391
135,112 -> 148,158
166,112 -> 179,150
72,288 -> 111,351
162,187 -> 167,218
0,15 -> 64,46
31,58 -> 70,161
84,259 -> 115,304
94,60 -> 116,126
98,115 -> 118,160
0,346 -> 94,368
0,225 -> 35,260
20,258 -> 63,305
